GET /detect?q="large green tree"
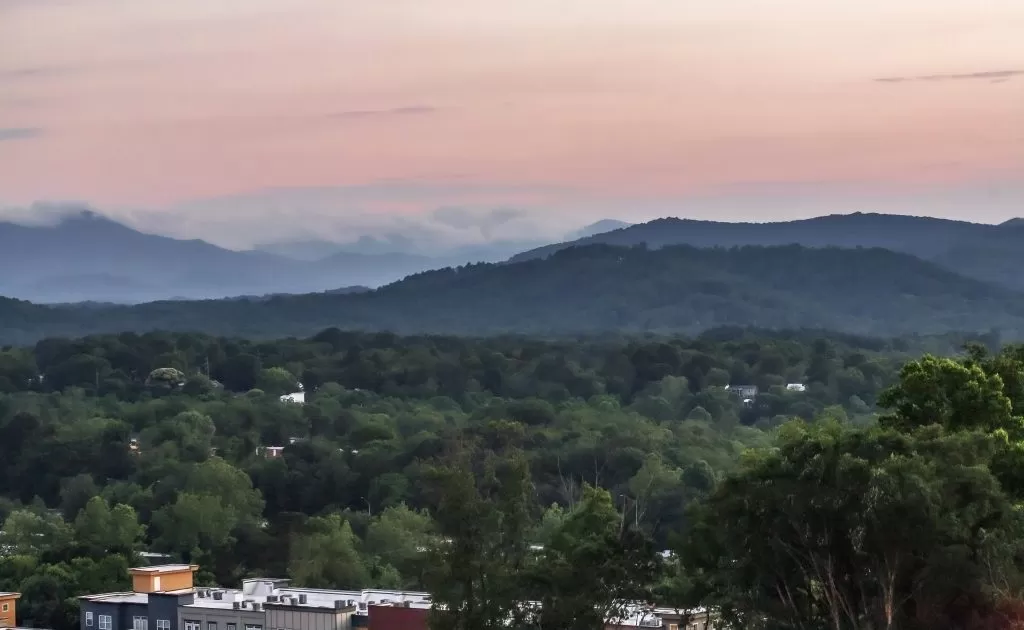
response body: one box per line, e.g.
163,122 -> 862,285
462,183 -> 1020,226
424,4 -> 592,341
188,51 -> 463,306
683,422 -> 1020,630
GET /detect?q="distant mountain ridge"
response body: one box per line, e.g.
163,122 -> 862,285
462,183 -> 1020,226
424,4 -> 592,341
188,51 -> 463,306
0,211 -> 448,303
4,243 -> 1024,344
510,213 -> 1024,291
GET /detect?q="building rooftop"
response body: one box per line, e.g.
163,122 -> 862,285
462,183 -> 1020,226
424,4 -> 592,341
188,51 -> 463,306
181,583 -> 432,614
129,564 -> 197,574
80,592 -> 152,605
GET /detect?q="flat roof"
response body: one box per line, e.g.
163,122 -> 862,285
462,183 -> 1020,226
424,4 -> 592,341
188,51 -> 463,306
183,586 -> 432,612
80,593 -> 151,605
130,564 -> 197,573
0,592 -> 21,598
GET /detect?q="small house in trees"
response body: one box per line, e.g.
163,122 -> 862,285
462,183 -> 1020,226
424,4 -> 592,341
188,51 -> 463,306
280,391 -> 305,404
725,384 -> 758,398
256,446 -> 285,459
786,383 -> 807,392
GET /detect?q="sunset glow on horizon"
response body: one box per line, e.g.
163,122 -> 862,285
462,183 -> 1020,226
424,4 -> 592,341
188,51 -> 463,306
1,0 -> 1022,246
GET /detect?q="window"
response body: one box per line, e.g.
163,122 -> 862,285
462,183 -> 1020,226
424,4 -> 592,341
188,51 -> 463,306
184,620 -> 201,630
85,612 -> 95,627
134,616 -> 148,630
2,603 -> 8,612
245,625 -> 262,630
99,615 -> 113,630
208,623 -> 217,630
157,621 -> 171,630
226,624 -> 236,630
669,625 -> 678,630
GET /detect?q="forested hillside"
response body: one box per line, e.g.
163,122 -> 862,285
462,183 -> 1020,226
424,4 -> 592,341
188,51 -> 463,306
512,213 -> 1024,291
2,327 -> 1024,629
3,244 -> 1024,343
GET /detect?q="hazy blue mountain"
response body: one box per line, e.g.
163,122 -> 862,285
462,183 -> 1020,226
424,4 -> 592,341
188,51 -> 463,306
567,219 -> 633,239
251,220 -> 626,263
252,239 -> 350,261
5,243 -> 1024,344
0,211 -> 441,303
509,212 -> 1024,291
258,236 -> 551,264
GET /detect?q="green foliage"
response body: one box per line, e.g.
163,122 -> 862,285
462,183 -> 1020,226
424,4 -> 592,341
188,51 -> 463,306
1,327 -> 1021,630
73,497 -> 143,555
528,485 -> 660,629
288,514 -> 369,589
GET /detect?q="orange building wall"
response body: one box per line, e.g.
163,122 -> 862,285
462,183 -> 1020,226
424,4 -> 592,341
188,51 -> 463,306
130,568 -> 196,593
0,593 -> 20,628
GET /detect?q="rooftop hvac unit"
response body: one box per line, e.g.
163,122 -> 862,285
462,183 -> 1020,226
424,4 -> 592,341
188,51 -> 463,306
333,600 -> 345,610
233,603 -> 240,610
252,603 -> 261,611
213,592 -> 223,601
299,594 -> 307,605
267,595 -> 279,603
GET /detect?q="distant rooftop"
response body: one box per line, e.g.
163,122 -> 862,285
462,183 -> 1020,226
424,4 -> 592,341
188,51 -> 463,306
129,564 -> 196,574
182,582 -> 432,613
80,592 -> 151,605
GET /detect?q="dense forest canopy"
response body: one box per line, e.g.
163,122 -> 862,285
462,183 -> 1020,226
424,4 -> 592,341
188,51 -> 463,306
4,244 -> 1024,344
2,327 -> 1024,629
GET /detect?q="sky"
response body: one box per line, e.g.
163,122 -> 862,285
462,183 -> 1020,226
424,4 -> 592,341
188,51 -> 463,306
1,0 -> 1022,249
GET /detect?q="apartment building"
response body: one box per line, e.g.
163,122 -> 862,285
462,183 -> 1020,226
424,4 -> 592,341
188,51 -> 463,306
78,564 -> 713,630
79,566 -> 431,630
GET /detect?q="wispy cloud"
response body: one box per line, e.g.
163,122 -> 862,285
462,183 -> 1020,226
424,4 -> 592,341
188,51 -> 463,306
0,127 -> 43,142
0,65 -> 75,81
875,69 -> 1024,83
327,106 -> 438,119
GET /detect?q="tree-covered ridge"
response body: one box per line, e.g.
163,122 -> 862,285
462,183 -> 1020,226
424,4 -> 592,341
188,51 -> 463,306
0,328 -> 929,628
4,243 -> 1024,343
510,212 -> 1024,293
4,329 -> 1024,630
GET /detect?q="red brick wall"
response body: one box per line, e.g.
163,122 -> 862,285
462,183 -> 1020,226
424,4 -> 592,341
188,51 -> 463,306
368,605 -> 428,630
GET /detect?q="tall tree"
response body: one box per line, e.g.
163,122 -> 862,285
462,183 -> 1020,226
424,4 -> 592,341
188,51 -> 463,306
422,430 -> 535,630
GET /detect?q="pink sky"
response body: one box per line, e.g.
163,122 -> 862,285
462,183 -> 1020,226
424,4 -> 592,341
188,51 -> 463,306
1,0 -> 1022,246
